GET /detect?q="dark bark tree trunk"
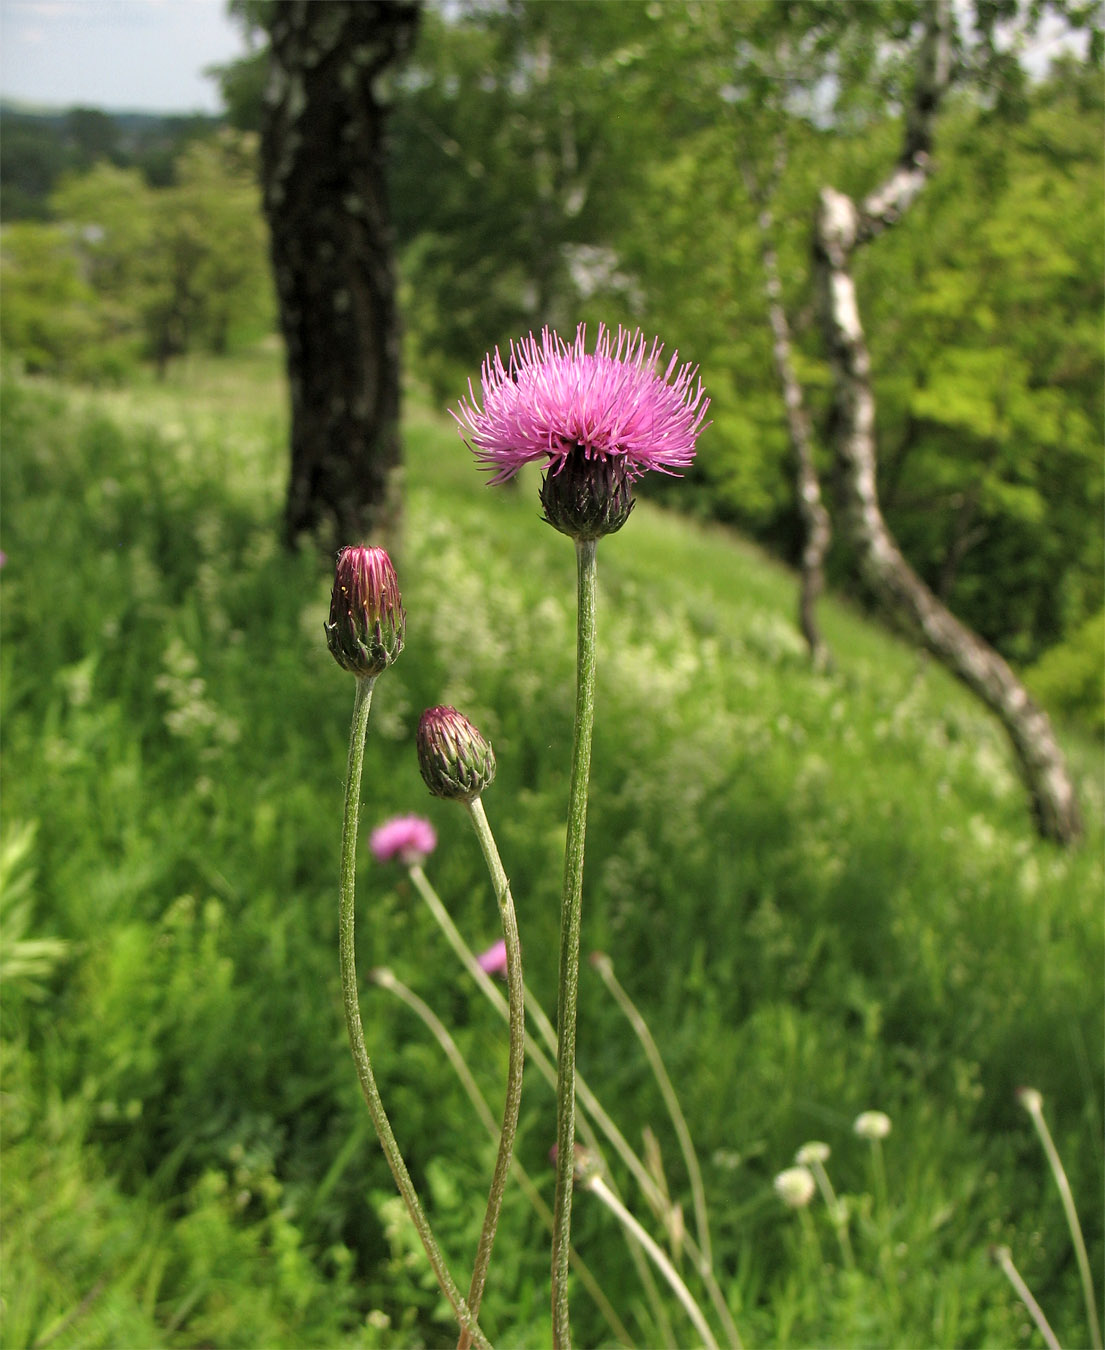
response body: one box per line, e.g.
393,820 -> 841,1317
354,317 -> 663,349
814,0 -> 1082,844
260,0 -> 419,552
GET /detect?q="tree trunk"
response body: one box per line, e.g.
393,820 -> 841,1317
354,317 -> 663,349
260,0 -> 419,552
814,0 -> 1081,844
744,147 -> 832,669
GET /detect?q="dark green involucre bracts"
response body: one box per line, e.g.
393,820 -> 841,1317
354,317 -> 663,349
417,706 -> 497,802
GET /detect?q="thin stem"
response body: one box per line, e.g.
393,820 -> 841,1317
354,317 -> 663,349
805,1157 -> 854,1271
374,969 -> 635,1349
991,1246 -> 1062,1350
592,954 -> 713,1269
457,798 -> 526,1350
552,536 -> 598,1350
532,972 -> 739,1346
587,1175 -> 721,1350
338,677 -> 490,1350
1024,1096 -> 1102,1350
407,861 -> 674,1346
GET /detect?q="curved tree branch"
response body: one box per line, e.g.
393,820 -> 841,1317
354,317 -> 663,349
814,0 -> 1081,845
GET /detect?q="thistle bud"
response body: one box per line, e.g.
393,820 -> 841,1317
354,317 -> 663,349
417,706 -> 496,802
325,545 -> 405,679
540,450 -> 635,541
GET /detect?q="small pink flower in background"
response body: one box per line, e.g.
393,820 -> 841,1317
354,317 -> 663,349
453,323 -> 709,486
369,814 -> 437,865
476,939 -> 508,977
0,551 -> 7,568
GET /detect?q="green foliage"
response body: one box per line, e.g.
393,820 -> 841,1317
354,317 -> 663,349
2,357 -> 1101,1348
2,131 -> 273,381
388,3 -> 1102,681
1026,609 -> 1105,737
0,223 -> 135,381
0,103 -> 221,220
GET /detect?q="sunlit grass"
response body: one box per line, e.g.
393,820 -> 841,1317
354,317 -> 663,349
2,353 -> 1101,1348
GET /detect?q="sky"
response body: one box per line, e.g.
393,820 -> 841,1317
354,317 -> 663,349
0,0 -> 1089,117
0,0 -> 249,114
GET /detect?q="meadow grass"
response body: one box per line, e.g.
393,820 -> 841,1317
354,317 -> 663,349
2,352 -> 1101,1348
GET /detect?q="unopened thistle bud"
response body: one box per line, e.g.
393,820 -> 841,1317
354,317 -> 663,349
540,450 -> 635,541
417,706 -> 496,802
325,545 -> 405,679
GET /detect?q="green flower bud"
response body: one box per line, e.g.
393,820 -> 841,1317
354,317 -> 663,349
417,706 -> 496,802
540,450 -> 635,541
325,546 -> 405,679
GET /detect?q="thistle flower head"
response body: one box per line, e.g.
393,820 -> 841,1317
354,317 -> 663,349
417,706 -> 496,803
453,323 -> 709,492
774,1166 -> 816,1209
369,814 -> 437,865
325,545 -> 405,679
476,939 -> 508,976
853,1110 -> 892,1141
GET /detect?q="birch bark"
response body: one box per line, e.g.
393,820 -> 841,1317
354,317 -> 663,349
814,0 -> 1082,844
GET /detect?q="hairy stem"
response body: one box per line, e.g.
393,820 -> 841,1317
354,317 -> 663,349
338,677 -> 489,1350
552,536 -> 598,1350
457,798 -> 526,1350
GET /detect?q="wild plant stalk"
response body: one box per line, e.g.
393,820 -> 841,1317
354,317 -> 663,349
458,796 -> 525,1350
796,1144 -> 854,1271
1019,1088 -> 1103,1350
551,535 -> 599,1349
370,967 -> 634,1349
990,1245 -> 1062,1350
405,860 -> 677,1347
337,678 -> 489,1350
591,952 -> 743,1349
582,1169 -> 721,1350
409,857 -> 730,1345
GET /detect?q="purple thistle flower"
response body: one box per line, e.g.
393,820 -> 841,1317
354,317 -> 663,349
476,939 -> 508,977
369,814 -> 438,865
453,323 -> 709,487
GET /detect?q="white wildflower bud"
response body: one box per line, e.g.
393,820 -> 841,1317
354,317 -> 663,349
796,1141 -> 831,1166
853,1110 -> 892,1140
774,1166 -> 816,1209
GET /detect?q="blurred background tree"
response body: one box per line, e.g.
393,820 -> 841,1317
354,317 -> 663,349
2,0 -> 1100,731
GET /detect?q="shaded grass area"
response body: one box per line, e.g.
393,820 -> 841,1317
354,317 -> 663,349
2,354 -> 1102,1348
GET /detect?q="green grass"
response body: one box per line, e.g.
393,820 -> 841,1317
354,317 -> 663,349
2,352 -> 1102,1349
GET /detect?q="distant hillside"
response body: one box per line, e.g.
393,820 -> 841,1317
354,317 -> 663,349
0,101 -> 222,219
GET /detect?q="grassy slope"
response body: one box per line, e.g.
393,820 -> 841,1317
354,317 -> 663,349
2,352 -> 1101,1349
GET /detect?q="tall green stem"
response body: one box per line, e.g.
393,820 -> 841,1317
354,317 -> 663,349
552,536 -> 599,1350
457,797 -> 526,1350
1023,1094 -> 1103,1350
338,677 -> 490,1350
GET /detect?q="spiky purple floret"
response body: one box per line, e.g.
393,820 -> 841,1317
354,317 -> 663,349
453,324 -> 709,485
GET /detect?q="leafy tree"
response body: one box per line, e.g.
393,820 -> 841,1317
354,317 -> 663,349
42,135 -> 272,376
0,223 -> 127,379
